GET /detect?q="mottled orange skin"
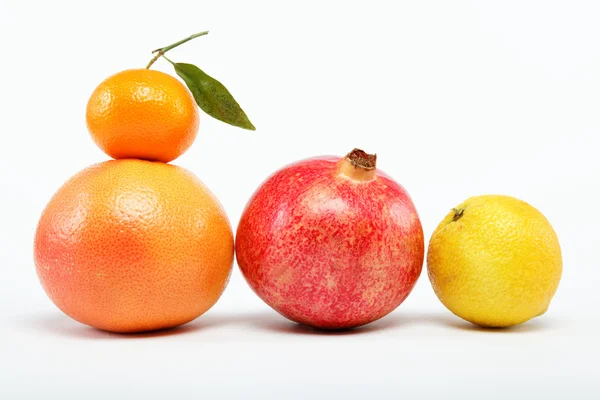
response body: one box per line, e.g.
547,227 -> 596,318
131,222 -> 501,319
86,69 -> 199,163
34,160 -> 233,333
236,156 -> 424,329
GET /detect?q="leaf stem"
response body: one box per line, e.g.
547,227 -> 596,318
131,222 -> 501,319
161,55 -> 176,66
146,31 -> 209,69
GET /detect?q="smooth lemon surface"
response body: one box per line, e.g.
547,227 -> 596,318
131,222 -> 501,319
427,195 -> 562,327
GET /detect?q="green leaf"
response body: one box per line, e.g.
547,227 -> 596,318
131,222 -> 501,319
172,62 -> 255,131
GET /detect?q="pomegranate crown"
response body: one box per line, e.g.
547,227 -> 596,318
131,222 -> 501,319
346,148 -> 377,170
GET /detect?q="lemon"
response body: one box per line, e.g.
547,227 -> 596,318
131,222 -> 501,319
427,195 -> 562,327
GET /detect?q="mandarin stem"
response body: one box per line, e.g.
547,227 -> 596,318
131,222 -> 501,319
146,31 -> 209,69
145,52 -> 163,69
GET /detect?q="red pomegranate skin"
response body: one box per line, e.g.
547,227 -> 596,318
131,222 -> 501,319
236,153 -> 424,329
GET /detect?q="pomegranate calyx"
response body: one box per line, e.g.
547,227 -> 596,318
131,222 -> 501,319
339,148 -> 377,182
346,148 -> 377,170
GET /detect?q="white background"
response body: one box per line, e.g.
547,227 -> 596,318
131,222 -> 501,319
1,0 -> 599,398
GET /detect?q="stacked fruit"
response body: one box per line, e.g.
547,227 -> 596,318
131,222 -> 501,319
34,33 -> 253,333
34,33 -> 562,333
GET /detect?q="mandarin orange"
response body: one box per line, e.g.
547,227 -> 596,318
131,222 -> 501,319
34,159 -> 233,333
86,69 -> 199,163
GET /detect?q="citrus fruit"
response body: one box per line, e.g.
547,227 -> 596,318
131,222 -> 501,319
86,69 -> 199,163
427,195 -> 562,328
34,159 -> 233,333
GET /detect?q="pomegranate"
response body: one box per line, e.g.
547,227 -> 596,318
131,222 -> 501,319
236,149 -> 424,329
